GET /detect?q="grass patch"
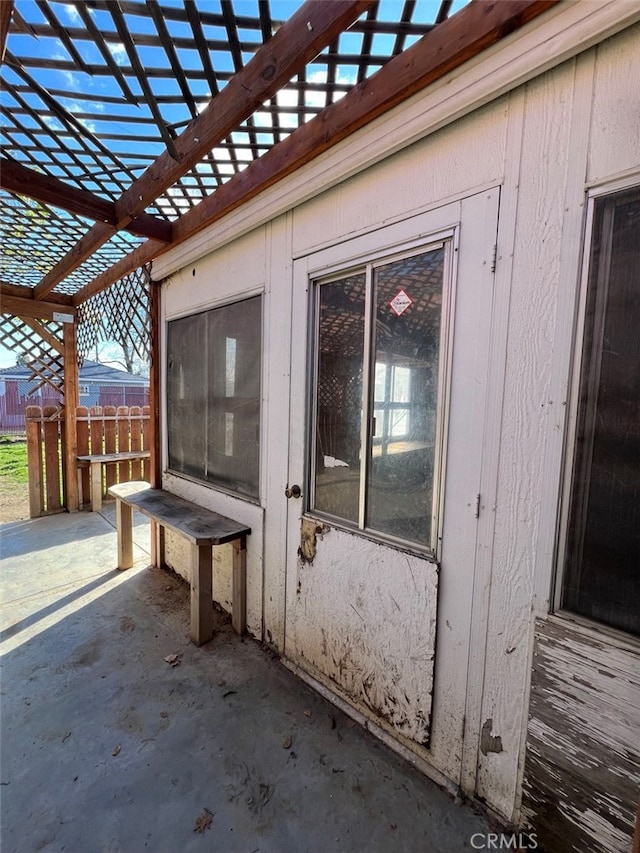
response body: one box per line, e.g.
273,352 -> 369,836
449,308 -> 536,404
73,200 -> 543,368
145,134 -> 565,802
0,436 -> 29,487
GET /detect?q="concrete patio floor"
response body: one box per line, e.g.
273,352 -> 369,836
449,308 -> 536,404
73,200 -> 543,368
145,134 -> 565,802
1,505 -> 493,853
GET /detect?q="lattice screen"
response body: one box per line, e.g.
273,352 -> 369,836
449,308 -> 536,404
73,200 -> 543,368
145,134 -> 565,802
77,266 -> 151,370
0,314 -> 64,396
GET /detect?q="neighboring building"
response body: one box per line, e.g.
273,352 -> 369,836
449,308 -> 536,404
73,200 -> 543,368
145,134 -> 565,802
0,360 -> 149,432
150,6 -> 640,853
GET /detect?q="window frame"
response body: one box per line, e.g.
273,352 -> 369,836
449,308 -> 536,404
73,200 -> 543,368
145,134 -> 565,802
553,178 -> 640,638
305,234 -> 457,559
164,292 -> 263,504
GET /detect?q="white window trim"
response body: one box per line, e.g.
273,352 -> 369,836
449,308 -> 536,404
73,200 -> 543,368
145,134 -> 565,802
305,233 -> 458,560
553,175 -> 640,638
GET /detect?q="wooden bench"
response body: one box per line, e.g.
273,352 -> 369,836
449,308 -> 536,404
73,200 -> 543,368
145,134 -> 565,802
78,451 -> 151,512
108,481 -> 250,646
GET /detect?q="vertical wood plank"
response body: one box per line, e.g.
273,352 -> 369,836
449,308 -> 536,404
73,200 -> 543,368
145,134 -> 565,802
116,499 -> 133,569
25,405 -> 43,518
90,461 -> 102,512
149,281 -> 162,568
43,404 -> 61,511
190,543 -> 213,646
117,406 -> 130,482
89,405 -> 103,501
76,405 -> 90,508
129,406 -> 142,479
142,405 -> 150,482
232,537 -> 247,636
63,322 -> 79,511
103,405 -> 117,490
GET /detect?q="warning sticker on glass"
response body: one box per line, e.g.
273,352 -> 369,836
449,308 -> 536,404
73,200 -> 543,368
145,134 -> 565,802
389,289 -> 413,316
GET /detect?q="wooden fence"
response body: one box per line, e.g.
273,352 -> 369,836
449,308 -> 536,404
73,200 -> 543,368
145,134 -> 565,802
26,405 -> 150,517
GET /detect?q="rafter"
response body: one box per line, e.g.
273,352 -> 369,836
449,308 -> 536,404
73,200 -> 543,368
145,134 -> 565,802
1,282 -> 74,305
71,0 -> 558,307
0,158 -> 172,242
1,292 -> 77,321
0,1 -> 13,63
168,0 -> 561,252
32,0 -> 375,300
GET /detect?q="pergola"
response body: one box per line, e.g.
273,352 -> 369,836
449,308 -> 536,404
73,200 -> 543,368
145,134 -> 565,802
0,0 -> 556,513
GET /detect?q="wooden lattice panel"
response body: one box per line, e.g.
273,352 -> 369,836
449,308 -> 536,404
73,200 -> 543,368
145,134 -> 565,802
0,314 -> 64,396
77,266 -> 151,368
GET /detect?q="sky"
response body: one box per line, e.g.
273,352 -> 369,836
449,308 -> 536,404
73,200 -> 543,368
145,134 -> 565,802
1,0 -> 469,372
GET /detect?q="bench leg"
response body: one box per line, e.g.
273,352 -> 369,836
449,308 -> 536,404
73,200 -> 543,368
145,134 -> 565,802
116,499 -> 134,569
232,537 -> 247,636
90,461 -> 102,512
77,468 -> 84,510
190,543 -> 213,646
150,521 -> 165,569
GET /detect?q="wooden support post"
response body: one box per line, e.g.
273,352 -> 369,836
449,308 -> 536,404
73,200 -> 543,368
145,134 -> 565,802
63,322 -> 80,512
149,280 -> 163,568
25,406 -> 43,518
115,498 -> 134,569
190,543 -> 213,646
232,537 -> 247,636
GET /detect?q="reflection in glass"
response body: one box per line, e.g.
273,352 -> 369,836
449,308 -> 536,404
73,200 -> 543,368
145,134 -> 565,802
167,296 -> 261,499
366,249 -> 444,546
313,273 -> 366,523
563,189 -> 640,636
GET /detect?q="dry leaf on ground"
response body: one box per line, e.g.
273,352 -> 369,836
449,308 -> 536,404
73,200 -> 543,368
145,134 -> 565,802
282,736 -> 292,749
193,809 -> 214,833
164,653 -> 181,667
112,744 -> 121,756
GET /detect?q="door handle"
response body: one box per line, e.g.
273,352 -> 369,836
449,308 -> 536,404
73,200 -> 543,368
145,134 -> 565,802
285,484 -> 302,499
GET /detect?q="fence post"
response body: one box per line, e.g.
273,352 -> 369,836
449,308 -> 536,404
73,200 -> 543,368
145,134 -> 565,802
43,405 -> 62,512
129,406 -> 142,479
26,405 -> 43,518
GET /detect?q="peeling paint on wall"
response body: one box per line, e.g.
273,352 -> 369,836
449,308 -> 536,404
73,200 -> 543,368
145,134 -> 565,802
287,527 -> 438,746
522,618 -> 640,853
480,719 -> 503,755
298,518 -> 331,564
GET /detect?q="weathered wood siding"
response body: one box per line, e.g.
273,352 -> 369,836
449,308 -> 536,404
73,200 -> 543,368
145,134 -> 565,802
156,6 -> 640,832
522,618 -> 640,853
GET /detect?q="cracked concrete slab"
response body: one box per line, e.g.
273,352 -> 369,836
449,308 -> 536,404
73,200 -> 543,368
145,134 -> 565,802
1,508 -> 491,852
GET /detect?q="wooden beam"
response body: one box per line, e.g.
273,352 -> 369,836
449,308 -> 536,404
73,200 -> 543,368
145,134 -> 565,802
148,281 -> 163,568
0,1 -> 13,64
172,0 -> 559,246
0,282 -> 74,305
32,0 -> 374,299
63,322 -> 80,512
1,292 -> 77,320
0,158 -> 172,242
72,240 -> 164,306
72,0 -> 557,306
34,222 -> 116,301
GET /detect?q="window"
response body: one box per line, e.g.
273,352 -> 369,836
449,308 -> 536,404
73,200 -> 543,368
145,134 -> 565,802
561,186 -> 640,636
167,296 -> 261,500
309,243 -> 451,553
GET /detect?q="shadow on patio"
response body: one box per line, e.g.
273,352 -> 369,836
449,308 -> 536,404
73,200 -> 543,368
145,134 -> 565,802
1,507 -> 491,853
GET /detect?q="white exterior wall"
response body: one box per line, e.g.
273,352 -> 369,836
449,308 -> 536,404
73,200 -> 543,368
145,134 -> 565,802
156,11 -> 640,826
